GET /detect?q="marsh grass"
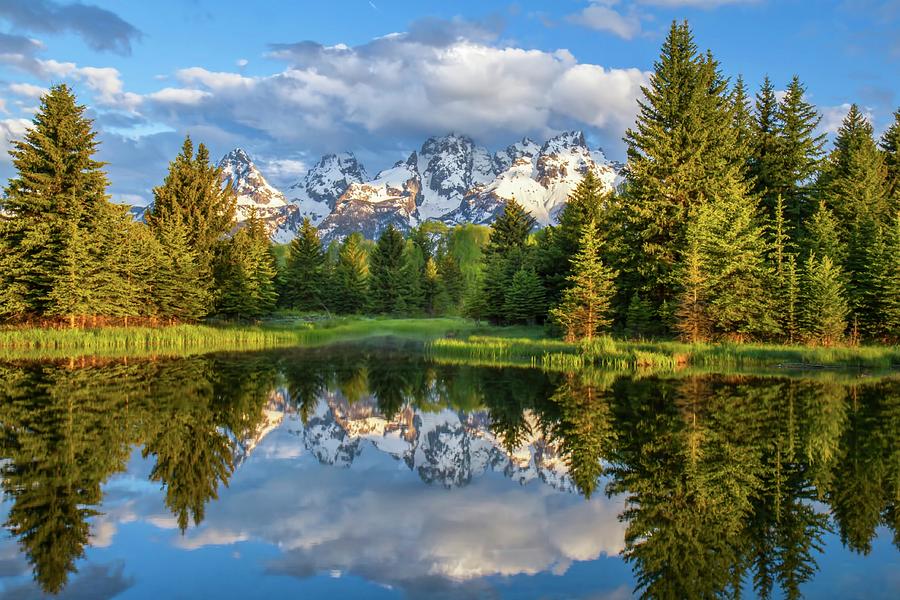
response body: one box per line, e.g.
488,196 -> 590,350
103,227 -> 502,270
0,317 -> 474,360
428,335 -> 900,371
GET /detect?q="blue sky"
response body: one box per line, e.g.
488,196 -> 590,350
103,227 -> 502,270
0,0 -> 898,205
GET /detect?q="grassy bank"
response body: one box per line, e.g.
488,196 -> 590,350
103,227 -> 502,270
428,334 -> 900,371
0,317 -> 475,360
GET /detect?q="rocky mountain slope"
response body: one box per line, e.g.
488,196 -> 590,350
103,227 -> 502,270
217,131 -> 622,243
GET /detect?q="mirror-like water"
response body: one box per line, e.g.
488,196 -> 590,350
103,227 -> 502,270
0,341 -> 897,599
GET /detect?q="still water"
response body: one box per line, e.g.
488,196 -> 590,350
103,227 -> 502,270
0,340 -> 897,599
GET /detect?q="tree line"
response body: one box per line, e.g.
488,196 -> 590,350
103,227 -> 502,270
1,20 -> 898,344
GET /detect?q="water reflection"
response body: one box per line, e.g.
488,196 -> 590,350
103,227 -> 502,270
0,344 -> 897,598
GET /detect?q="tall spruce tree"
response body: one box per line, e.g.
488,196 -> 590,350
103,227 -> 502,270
369,225 -> 407,314
800,254 -> 849,345
731,75 -> 755,169
883,213 -> 900,340
549,221 -> 617,341
146,136 -> 236,276
750,76 -> 783,220
536,170 -> 607,304
154,217 -> 210,322
284,218 -> 325,312
0,84 -> 113,324
504,268 -> 546,325
333,233 -> 370,314
675,237 -> 711,343
620,21 -> 747,317
487,198 -> 536,255
682,195 -> 778,341
215,212 -> 277,319
775,76 -> 825,237
881,109 -> 900,210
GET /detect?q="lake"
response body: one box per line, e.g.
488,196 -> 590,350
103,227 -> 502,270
0,340 -> 897,599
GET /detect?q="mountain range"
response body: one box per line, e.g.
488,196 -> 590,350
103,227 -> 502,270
217,131 -> 623,243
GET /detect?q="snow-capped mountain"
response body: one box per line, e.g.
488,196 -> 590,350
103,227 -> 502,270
216,131 -> 621,243
236,389 -> 575,493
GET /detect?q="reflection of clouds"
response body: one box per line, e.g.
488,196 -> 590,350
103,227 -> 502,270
1,561 -> 134,600
170,425 -> 627,591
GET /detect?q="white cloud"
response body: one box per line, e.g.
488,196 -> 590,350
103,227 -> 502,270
141,34 -> 649,163
236,58 -> 248,68
8,82 -> 47,98
36,59 -> 142,111
0,117 -> 32,159
145,87 -> 211,105
567,1 -> 643,39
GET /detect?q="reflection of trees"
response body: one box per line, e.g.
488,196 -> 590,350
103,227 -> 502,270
0,355 -> 275,593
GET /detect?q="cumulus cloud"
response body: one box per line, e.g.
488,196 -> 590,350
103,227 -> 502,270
140,27 -> 648,167
566,1 -> 643,39
8,82 -> 47,98
820,102 -> 875,134
0,0 -> 141,55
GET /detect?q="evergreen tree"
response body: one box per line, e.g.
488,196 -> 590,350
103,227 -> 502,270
146,136 -> 236,277
369,225 -> 406,314
0,84 -> 111,323
684,195 -> 778,341
422,256 -> 440,315
214,212 -> 277,319
783,254 -> 801,343
775,76 -> 825,237
435,251 -> 464,314
333,233 -> 369,314
800,254 -> 849,345
549,221 -> 617,341
675,238 -> 711,343
803,199 -> 846,266
881,109 -> 900,209
154,217 -> 209,322
283,218 -> 325,311
620,21 -> 747,315
883,213 -> 900,341
536,170 -> 607,303
731,75 -> 754,169
398,240 -> 426,315
504,268 -> 546,325
486,198 -> 536,255
624,293 -> 655,339
750,76 -> 782,219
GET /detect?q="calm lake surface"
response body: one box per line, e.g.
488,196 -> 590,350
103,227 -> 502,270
0,340 -> 897,599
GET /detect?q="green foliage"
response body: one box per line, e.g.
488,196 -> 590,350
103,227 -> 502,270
504,268 -> 546,325
800,254 -> 850,345
881,109 -> 900,209
624,293 -> 655,339
215,211 -> 278,319
486,198 -> 536,255
283,218 -> 325,312
549,221 -> 617,341
369,225 -> 406,314
333,233 -> 370,314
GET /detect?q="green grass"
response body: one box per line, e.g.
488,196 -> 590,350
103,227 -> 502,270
0,317 -> 475,360
428,334 -> 900,371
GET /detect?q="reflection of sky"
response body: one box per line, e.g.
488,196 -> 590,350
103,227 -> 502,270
0,417 -> 898,599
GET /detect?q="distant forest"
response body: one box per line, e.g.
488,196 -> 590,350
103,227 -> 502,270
0,21 -> 898,344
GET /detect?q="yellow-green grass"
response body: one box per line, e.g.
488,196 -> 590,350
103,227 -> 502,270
428,335 -> 900,371
0,317 -> 475,360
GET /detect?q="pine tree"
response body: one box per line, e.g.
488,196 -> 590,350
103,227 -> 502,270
750,76 -> 783,220
214,211 -> 276,319
624,293 -> 655,339
422,256 -> 440,315
536,170 -> 607,303
487,198 -> 536,255
369,225 -> 406,314
775,76 -> 825,237
675,238 -> 711,343
435,251 -> 464,314
800,254 -> 849,345
155,217 -> 209,322
549,221 -> 617,341
783,253 -> 801,343
731,75 -> 754,169
881,109 -> 900,210
333,233 -> 369,314
284,218 -> 325,312
620,21 -> 747,314
0,84 -> 110,322
883,213 -> 900,340
685,195 -> 778,341
504,268 -> 546,325
146,136 -> 236,277
398,240 -> 426,315
803,199 -> 846,266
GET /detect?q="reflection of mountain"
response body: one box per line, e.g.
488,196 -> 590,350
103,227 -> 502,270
236,390 -> 575,492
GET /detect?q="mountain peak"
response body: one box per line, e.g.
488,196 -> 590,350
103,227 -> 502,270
540,130 -> 588,155
221,147 -> 254,166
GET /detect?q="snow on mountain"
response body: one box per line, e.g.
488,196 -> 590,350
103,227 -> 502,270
215,130 -> 622,244
446,131 -> 618,226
